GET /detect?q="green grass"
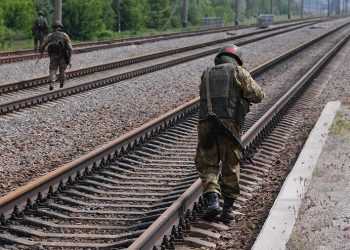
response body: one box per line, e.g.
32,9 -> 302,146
0,39 -> 34,51
330,112 -> 350,136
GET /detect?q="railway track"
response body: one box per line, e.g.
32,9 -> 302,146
0,24 -> 348,249
0,17 -> 324,64
0,19 -> 343,117
0,22 -> 254,58
135,36 -> 350,250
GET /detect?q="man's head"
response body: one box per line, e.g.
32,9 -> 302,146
214,45 -> 243,66
52,21 -> 63,31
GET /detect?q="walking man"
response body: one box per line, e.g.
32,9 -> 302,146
32,11 -> 48,51
196,45 -> 265,223
40,22 -> 72,91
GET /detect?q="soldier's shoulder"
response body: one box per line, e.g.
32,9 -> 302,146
235,65 -> 251,77
61,32 -> 71,39
236,65 -> 248,73
53,31 -> 69,38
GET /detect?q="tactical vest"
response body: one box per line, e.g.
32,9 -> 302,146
199,63 -> 249,126
47,32 -> 71,64
37,16 -> 46,29
33,17 -> 48,37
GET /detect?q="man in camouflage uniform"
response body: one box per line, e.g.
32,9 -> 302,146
196,45 -> 265,223
32,11 -> 48,51
40,22 -> 73,91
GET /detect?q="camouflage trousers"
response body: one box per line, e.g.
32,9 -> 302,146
33,33 -> 45,51
49,56 -> 67,84
195,120 -> 240,200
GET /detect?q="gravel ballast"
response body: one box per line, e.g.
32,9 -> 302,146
0,22 -> 262,85
3,22 -> 347,105
0,18 -> 347,85
1,18 -> 350,197
214,30 -> 350,250
286,105 -> 350,250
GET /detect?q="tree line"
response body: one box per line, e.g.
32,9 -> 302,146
0,0 -> 329,43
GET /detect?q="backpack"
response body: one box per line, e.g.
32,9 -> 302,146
199,63 -> 249,128
48,39 -> 65,56
35,16 -> 48,33
47,33 -> 71,64
37,17 -> 45,29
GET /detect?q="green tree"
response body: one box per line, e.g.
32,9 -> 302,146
147,0 -> 171,29
0,8 -> 6,46
102,0 -> 116,31
62,0 -> 105,39
34,0 -> 54,27
0,0 -> 35,35
112,0 -> 147,32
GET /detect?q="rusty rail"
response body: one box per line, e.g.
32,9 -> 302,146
129,33 -> 350,250
0,20 -> 341,116
1,22 -> 348,220
0,20 -> 319,96
0,24 -> 348,249
0,17 -> 325,63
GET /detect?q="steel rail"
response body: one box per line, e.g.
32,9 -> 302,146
129,32 -> 350,250
0,23 -> 256,58
0,19 -> 318,65
0,20 -> 319,96
0,25 -> 348,227
0,22 -> 273,58
0,16 -> 324,58
0,17 -> 324,63
0,20 -> 343,116
0,26 -> 348,250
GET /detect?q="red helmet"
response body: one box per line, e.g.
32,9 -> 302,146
215,45 -> 243,66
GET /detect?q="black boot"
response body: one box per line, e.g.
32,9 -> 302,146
49,84 -> 54,91
220,198 -> 235,224
203,192 -> 222,220
59,80 -> 64,88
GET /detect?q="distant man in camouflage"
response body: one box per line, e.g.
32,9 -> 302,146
196,45 -> 265,223
40,22 -> 72,91
32,11 -> 49,51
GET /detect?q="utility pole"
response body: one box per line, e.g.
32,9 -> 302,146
116,0 -> 122,32
235,0 -> 239,25
328,0 -> 331,15
288,0 -> 291,19
345,0 -> 348,15
181,0 -> 189,28
301,0 -> 304,17
343,0 -> 348,15
270,0 -> 273,14
54,0 -> 62,24
336,0 -> 341,15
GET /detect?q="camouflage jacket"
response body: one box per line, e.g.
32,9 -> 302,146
32,16 -> 48,35
41,31 -> 73,52
234,65 -> 265,103
40,31 -> 73,64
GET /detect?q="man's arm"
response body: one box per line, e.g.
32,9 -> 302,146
235,66 -> 265,103
39,36 -> 49,53
43,18 -> 49,35
63,33 -> 73,51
